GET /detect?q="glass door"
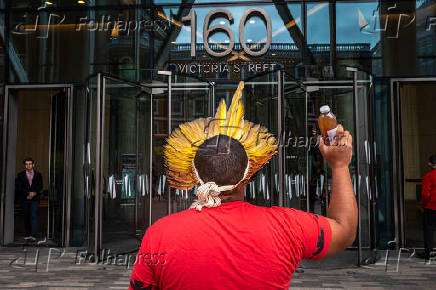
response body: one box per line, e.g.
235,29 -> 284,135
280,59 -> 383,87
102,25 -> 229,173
305,85 -> 356,218
354,70 -> 374,262
302,68 -> 376,264
282,74 -> 308,211
100,76 -> 152,254
282,67 -> 375,265
243,70 -> 280,207
85,74 -> 153,257
48,90 -> 67,246
155,74 -> 212,217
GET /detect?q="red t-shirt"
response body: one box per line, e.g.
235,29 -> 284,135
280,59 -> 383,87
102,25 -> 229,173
129,201 -> 332,289
422,169 -> 436,210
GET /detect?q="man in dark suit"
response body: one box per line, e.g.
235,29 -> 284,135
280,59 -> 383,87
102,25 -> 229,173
15,158 -> 43,241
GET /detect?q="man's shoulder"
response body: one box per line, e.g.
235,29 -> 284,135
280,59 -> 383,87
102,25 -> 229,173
424,170 -> 436,180
149,208 -> 197,231
269,206 -> 325,225
270,206 -> 304,216
17,171 -> 26,177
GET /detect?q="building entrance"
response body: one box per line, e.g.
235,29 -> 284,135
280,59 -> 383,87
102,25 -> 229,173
1,85 -> 74,246
82,68 -> 374,266
393,80 -> 436,249
166,67 -> 375,265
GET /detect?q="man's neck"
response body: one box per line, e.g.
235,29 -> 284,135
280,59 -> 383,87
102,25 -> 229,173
221,196 -> 243,203
219,185 -> 244,203
26,169 -> 33,173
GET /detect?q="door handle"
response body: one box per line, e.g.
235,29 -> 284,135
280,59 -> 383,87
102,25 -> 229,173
108,175 -> 117,199
83,163 -> 91,199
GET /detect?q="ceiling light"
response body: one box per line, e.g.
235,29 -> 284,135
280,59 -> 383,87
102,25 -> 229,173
45,1 -> 53,5
271,53 -> 277,56
78,0 -> 86,4
225,39 -> 229,43
247,38 -> 252,42
249,20 -> 255,24
220,21 -> 225,25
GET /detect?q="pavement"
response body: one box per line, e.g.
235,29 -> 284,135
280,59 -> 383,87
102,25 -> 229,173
0,247 -> 435,289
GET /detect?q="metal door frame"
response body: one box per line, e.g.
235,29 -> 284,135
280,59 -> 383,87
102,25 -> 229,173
1,84 -> 74,246
390,77 -> 436,249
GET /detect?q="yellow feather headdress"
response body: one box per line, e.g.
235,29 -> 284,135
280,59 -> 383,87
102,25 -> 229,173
164,81 -> 278,191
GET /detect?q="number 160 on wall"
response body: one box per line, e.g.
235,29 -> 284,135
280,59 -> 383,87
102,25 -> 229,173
182,8 -> 273,58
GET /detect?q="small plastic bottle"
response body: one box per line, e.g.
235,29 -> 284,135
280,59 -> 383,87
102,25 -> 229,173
318,105 -> 337,144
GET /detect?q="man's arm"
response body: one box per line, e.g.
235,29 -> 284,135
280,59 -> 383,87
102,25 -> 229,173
16,174 -> 29,199
318,125 -> 358,258
35,172 -> 43,194
29,172 -> 43,198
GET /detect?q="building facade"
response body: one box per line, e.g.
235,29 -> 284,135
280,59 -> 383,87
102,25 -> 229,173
1,0 -> 436,265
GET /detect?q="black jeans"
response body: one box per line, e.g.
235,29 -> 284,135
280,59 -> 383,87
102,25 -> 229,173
423,208 -> 436,258
22,200 -> 39,237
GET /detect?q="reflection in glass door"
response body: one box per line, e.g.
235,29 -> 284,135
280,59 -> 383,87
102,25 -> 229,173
85,74 -> 153,256
282,76 -> 308,211
100,77 -> 152,254
244,71 -> 280,207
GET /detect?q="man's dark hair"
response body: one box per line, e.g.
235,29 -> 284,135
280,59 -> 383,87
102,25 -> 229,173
194,135 -> 248,186
23,157 -> 34,165
429,154 -> 436,165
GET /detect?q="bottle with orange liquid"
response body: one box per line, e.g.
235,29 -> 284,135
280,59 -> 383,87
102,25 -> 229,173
318,105 -> 337,144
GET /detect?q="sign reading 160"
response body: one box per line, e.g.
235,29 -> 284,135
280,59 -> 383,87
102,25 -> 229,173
182,8 -> 272,57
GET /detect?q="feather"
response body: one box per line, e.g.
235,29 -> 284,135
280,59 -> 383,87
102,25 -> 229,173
214,99 -> 227,134
225,82 -> 245,136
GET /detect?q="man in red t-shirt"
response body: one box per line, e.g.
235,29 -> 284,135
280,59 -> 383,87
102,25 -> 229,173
129,129 -> 356,289
130,83 -> 357,289
422,154 -> 436,260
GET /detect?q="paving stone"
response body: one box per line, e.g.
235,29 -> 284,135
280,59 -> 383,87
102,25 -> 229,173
1,247 -> 436,289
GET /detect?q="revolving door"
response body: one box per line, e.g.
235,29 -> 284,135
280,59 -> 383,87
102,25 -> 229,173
84,72 -> 214,257
166,68 -> 375,265
83,68 -> 375,265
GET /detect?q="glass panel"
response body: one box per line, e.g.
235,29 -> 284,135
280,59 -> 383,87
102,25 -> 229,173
284,67 -> 374,261
374,79 -> 395,249
48,91 -> 67,245
84,76 -> 98,251
355,71 -> 375,258
283,73 -> 307,211
10,1 -> 140,8
170,75 -> 210,214
306,2 -> 330,67
356,71 -> 373,251
136,88 -> 152,238
101,76 -> 151,254
399,82 -> 436,249
7,8 -> 151,83
336,1 -> 381,75
243,71 -> 279,207
309,87 -> 355,220
416,0 -> 436,75
150,78 -> 169,224
70,86 -> 89,246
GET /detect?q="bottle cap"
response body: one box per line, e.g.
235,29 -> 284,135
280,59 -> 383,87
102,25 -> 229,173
320,105 -> 330,114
